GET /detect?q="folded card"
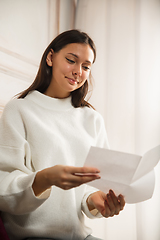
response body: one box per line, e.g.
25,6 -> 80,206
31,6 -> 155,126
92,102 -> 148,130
84,145 -> 160,203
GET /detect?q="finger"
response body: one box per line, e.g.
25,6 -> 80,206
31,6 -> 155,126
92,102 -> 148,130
69,173 -> 101,185
59,166 -> 101,189
70,166 -> 100,175
118,194 -> 125,210
105,193 -> 116,217
101,200 -> 111,217
109,190 -> 121,214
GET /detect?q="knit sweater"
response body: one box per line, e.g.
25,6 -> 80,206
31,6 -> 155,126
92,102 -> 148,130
0,91 -> 109,240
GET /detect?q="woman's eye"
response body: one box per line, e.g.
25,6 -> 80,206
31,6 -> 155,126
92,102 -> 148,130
83,66 -> 90,71
66,58 -> 75,64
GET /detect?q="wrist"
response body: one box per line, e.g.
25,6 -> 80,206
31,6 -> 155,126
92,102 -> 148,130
32,169 -> 51,196
86,193 -> 96,211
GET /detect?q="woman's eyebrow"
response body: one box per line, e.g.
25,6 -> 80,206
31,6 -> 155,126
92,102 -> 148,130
68,53 -> 78,58
67,53 -> 91,64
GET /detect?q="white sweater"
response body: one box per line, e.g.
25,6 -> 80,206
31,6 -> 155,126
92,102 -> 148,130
0,91 -> 109,240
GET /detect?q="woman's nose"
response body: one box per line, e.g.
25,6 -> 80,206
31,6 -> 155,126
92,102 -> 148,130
72,65 -> 82,77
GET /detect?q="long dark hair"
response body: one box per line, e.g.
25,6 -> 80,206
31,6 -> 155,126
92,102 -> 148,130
17,29 -> 96,108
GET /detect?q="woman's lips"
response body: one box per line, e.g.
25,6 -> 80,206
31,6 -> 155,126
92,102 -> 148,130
66,77 -> 79,85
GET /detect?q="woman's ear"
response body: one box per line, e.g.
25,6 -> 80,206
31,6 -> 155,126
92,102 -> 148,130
46,49 -> 54,66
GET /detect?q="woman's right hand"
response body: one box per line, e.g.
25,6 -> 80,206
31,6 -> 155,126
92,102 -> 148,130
32,165 -> 100,196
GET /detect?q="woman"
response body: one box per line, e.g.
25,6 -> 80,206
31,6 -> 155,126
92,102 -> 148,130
0,30 -> 125,240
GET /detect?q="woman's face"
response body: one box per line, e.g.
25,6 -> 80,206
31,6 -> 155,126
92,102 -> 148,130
45,43 -> 94,98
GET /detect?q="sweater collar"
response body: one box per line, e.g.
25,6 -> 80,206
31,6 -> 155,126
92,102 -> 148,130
25,90 -> 73,111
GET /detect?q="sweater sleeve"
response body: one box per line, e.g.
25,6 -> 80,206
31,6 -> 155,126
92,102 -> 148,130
0,100 -> 50,215
81,185 -> 103,219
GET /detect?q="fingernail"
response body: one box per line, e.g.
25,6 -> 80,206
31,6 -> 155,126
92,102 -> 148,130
118,194 -> 123,198
96,176 -> 101,179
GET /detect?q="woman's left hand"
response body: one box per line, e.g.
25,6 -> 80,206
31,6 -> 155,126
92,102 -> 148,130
87,190 -> 125,218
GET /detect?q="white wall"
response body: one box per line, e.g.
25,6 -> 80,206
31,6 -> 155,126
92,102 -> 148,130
0,0 -> 58,115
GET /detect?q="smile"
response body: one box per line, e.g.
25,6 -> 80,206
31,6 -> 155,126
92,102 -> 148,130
66,77 -> 79,85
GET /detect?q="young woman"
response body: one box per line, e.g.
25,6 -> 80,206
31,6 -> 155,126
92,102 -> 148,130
0,30 -> 125,240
